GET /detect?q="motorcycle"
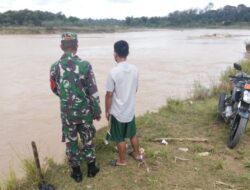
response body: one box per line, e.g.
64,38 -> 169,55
218,63 -> 250,148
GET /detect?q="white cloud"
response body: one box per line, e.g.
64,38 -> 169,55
34,0 -> 70,5
107,0 -> 132,3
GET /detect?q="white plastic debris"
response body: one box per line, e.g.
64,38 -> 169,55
178,147 -> 189,152
194,167 -> 199,171
198,152 -> 210,156
139,147 -> 145,154
104,139 -> 109,145
161,139 -> 168,145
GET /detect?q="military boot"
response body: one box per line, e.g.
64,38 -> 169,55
70,166 -> 82,183
87,160 -> 100,177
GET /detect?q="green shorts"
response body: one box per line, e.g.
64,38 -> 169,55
106,115 -> 136,143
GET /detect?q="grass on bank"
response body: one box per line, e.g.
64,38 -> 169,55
1,25 -> 250,35
0,26 -> 127,34
1,60 -> 250,190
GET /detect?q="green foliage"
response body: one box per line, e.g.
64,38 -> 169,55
22,159 -> 39,186
125,4 -> 250,28
166,4 -> 250,27
192,81 -> 210,100
0,9 -> 123,28
165,99 -> 184,112
1,168 -> 19,190
244,162 -> 250,168
210,59 -> 250,97
1,4 -> 250,29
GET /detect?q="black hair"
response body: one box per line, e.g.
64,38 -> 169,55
114,40 -> 129,58
61,39 -> 78,51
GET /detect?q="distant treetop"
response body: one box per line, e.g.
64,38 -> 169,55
1,4 -> 250,28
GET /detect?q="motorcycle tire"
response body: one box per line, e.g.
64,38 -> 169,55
227,116 -> 248,149
218,92 -> 226,114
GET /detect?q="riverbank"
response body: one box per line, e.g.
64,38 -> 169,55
1,25 -> 250,34
0,26 -> 159,34
0,26 -> 119,34
1,60 -> 250,190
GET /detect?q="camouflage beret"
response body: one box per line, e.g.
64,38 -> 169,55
61,32 -> 77,41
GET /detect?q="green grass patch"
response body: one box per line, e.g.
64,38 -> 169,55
6,93 -> 249,190
1,168 -> 19,190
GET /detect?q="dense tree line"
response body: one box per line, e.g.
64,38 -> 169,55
166,4 -> 250,27
125,4 -> 250,27
0,9 -> 72,26
0,9 -> 123,27
0,4 -> 250,28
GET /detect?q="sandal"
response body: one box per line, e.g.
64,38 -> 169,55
128,151 -> 144,162
108,160 -> 127,166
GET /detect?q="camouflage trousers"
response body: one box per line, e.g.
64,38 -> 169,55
62,121 -> 96,167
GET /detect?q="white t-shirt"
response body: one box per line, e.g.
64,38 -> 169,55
106,61 -> 138,123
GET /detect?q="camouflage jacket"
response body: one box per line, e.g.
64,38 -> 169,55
50,52 -> 101,124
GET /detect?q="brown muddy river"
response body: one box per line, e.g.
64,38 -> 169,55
0,29 -> 249,178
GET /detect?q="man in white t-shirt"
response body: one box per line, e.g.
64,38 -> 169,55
105,40 -> 142,166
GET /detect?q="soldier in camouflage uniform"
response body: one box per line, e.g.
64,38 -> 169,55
50,32 -> 101,183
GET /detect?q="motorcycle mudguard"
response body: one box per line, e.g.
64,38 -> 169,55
238,110 -> 249,119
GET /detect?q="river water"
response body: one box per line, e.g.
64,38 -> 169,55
0,29 -> 249,178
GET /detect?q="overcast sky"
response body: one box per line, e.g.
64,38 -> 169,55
0,0 -> 250,19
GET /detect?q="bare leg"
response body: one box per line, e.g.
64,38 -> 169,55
117,141 -> 127,163
130,135 -> 140,156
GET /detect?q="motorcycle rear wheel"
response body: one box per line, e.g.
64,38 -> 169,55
218,92 -> 226,114
227,115 -> 248,149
